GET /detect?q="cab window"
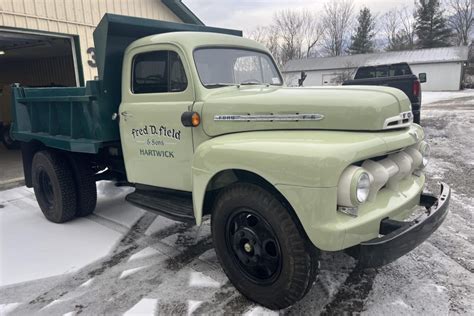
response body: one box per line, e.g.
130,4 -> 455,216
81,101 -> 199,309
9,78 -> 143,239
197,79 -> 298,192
132,50 -> 187,94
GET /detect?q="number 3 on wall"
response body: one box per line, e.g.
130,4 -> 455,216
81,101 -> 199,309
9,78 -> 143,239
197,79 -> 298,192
87,47 -> 97,68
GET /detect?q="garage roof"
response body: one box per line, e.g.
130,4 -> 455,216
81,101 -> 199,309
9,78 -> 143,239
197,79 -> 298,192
283,46 -> 470,72
163,0 -> 204,25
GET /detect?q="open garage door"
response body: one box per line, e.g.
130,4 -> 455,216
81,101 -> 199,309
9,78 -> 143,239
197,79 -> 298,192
0,30 -> 78,88
0,30 -> 79,188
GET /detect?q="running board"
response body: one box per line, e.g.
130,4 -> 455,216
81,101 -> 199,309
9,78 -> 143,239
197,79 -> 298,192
125,189 -> 195,223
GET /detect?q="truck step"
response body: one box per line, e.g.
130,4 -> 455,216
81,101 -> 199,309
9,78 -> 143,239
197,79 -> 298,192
125,189 -> 195,223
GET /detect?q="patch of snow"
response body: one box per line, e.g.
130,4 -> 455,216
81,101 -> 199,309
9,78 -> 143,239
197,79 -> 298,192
93,181 -> 144,229
144,216 -> 178,236
119,265 -> 150,279
187,300 -> 203,316
41,298 -> 65,310
0,302 -> 21,315
0,193 -> 122,286
422,90 -> 474,105
123,298 -> 157,315
128,247 -> 160,262
79,278 -> 94,288
389,299 -> 413,310
433,284 -> 448,293
188,271 -> 221,288
0,187 -> 34,204
244,306 -> 279,316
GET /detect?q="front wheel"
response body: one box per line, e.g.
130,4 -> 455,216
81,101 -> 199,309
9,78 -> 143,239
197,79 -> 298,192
211,183 -> 319,309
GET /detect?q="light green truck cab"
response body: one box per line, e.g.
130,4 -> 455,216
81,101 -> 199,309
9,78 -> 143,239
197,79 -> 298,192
11,16 -> 450,310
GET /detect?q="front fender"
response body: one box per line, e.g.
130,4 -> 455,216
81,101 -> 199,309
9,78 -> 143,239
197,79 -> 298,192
191,128 -> 422,238
192,130 -> 380,224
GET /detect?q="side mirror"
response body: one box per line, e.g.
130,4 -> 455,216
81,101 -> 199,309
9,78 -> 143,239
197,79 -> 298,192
418,73 -> 427,83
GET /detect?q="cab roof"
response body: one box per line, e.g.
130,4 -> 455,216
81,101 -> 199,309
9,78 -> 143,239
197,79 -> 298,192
126,31 -> 270,55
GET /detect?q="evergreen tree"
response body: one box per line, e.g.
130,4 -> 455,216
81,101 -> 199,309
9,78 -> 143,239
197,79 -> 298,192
348,7 -> 376,54
415,0 -> 452,48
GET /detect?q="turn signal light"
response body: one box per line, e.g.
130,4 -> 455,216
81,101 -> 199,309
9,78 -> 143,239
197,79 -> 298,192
181,111 -> 201,127
191,112 -> 200,127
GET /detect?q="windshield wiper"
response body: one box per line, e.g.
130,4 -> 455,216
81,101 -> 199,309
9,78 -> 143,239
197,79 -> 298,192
205,83 -> 239,88
240,81 -> 262,85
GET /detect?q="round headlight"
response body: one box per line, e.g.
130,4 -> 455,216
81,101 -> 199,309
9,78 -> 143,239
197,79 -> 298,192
356,172 -> 371,203
419,142 -> 431,168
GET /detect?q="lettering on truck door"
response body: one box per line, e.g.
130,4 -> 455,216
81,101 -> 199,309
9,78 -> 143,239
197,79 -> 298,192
119,45 -> 195,191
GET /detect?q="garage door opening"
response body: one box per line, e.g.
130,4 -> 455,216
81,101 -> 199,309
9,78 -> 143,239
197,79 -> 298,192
0,30 -> 79,189
0,31 -> 78,88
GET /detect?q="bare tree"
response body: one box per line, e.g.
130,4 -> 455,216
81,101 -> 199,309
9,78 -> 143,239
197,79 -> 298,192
383,7 -> 416,51
321,0 -> 355,56
399,7 -> 416,49
447,0 -> 473,46
248,10 -> 323,66
274,10 -> 305,65
302,12 -> 324,58
247,25 -> 282,65
383,11 -> 399,49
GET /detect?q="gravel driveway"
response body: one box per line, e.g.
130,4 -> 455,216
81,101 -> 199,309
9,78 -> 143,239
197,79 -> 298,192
0,93 -> 473,315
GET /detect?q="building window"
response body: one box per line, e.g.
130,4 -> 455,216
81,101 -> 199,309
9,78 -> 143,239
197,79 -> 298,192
132,51 -> 187,94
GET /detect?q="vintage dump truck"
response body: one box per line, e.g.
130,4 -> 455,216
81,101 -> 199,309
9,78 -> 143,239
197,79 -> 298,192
11,14 -> 450,309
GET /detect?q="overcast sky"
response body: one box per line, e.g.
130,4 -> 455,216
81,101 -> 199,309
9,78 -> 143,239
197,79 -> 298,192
185,0 -> 416,33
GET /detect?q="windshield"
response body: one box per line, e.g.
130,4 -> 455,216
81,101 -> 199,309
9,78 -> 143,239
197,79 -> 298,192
194,47 -> 283,88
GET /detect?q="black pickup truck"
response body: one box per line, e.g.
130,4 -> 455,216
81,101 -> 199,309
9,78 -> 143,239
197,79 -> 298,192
343,63 -> 426,124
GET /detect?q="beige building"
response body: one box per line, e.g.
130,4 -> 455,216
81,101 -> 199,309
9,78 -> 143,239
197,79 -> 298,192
0,0 -> 202,87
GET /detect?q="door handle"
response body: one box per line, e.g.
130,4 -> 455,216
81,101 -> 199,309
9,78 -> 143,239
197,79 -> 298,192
121,111 -> 133,117
120,111 -> 133,121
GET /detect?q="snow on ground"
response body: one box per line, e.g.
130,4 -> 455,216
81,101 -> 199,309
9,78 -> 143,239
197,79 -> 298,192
0,182 -> 148,287
0,94 -> 473,315
422,89 -> 474,105
0,187 -> 122,287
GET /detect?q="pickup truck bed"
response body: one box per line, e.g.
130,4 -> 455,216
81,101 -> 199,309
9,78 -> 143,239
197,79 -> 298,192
343,63 -> 422,124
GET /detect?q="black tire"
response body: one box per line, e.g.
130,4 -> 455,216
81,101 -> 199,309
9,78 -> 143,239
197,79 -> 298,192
211,183 -> 319,310
32,150 -> 77,223
414,112 -> 421,125
69,156 -> 97,217
1,125 -> 20,150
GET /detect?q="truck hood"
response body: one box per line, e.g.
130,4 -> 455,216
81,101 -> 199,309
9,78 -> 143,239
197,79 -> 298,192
200,85 -> 412,137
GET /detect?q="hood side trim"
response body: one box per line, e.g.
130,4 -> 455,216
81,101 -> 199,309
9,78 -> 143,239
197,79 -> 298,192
214,113 -> 325,122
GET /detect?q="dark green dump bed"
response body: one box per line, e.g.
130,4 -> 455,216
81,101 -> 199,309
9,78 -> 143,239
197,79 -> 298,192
11,14 -> 241,154
11,81 -> 112,153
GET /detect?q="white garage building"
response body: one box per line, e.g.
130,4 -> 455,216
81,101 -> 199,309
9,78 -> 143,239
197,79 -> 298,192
283,46 -> 470,91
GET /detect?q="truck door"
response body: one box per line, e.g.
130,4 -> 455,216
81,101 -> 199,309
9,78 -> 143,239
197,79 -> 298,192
119,44 -> 194,191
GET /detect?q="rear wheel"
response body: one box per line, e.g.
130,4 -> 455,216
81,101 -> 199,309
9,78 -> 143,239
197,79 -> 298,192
32,150 -> 77,223
211,183 -> 319,310
69,156 -> 97,217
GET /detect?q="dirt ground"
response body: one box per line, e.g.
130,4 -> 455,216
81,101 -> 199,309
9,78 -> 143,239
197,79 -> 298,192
0,95 -> 473,315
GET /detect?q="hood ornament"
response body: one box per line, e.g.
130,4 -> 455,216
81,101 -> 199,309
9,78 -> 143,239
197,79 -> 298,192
214,113 -> 325,122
